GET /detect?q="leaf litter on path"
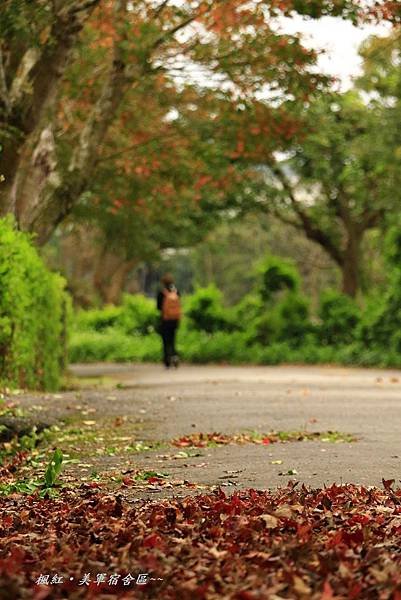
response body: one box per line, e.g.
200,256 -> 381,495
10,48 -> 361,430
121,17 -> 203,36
2,482 -> 401,598
172,430 -> 357,448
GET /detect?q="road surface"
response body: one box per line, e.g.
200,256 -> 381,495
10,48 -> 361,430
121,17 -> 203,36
66,363 -> 401,490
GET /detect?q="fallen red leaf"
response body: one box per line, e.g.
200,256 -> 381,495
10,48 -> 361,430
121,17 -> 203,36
320,580 -> 334,599
383,478 -> 395,490
1,483 -> 401,598
147,477 -> 162,484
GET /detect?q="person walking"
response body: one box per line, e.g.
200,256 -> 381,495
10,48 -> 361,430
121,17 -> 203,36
157,273 -> 181,368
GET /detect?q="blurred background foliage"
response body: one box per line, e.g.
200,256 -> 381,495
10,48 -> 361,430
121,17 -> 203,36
1,2 -> 401,386
70,224 -> 401,368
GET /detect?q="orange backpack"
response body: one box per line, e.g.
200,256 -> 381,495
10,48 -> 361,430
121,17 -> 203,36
162,288 -> 182,320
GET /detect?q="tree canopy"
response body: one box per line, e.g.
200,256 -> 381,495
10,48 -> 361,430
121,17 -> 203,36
1,0 -> 400,302
0,0 -> 383,243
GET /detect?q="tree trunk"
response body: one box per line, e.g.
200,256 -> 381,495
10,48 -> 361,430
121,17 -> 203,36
103,260 -> 137,305
0,1 -> 100,217
19,1 -> 132,244
341,232 -> 363,298
93,249 -> 137,304
1,1 -> 196,242
13,125 -> 61,231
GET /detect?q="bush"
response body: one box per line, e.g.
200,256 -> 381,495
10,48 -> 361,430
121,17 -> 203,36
358,283 -> 401,351
384,225 -> 401,267
69,331 -> 159,363
68,243 -> 401,369
276,293 -> 312,345
257,341 -> 336,365
233,294 -> 263,332
74,294 -> 158,336
245,256 -> 312,347
257,256 -> 300,301
0,217 -> 68,390
357,227 -> 401,353
118,294 -> 159,335
181,330 -> 258,363
318,290 -> 360,346
253,293 -> 312,347
185,285 -> 234,333
75,305 -> 123,332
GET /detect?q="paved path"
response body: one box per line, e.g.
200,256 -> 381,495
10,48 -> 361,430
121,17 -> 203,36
67,363 -> 401,490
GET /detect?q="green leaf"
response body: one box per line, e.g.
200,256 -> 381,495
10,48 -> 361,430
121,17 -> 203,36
44,449 -> 63,488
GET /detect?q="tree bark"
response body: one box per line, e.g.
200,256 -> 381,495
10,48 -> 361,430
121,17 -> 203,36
93,249 -> 137,304
270,164 -> 373,298
18,0 -> 132,243
104,259 -> 138,304
341,232 -> 363,298
0,1 -> 100,216
271,165 -> 344,267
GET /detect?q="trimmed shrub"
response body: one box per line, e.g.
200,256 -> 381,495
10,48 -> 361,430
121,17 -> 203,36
318,290 -> 360,346
257,256 -> 300,301
0,217 -> 68,390
118,294 -> 159,335
274,293 -> 312,346
185,285 -> 234,333
233,294 -> 263,333
74,295 -> 158,336
69,331 -> 160,363
67,242 -> 401,369
254,293 -> 312,347
247,255 -> 312,347
75,305 -> 123,332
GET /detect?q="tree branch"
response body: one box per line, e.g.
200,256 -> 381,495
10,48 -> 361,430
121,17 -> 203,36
361,207 -> 384,230
153,0 -> 170,19
320,182 -> 344,220
271,206 -> 304,229
151,4 -> 215,52
69,0 -> 101,15
9,47 -> 41,109
152,15 -> 198,50
96,130 -> 181,163
68,0 -> 130,174
271,163 -> 344,266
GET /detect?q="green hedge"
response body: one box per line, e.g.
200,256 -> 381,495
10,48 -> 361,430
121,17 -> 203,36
0,217 -> 69,390
69,242 -> 401,368
70,331 -> 159,363
69,322 -> 401,368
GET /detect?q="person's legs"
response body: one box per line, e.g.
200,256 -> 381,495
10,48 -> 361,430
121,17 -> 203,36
162,321 -> 179,368
161,323 -> 171,367
166,328 -> 174,367
161,321 -> 176,367
170,322 -> 179,367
